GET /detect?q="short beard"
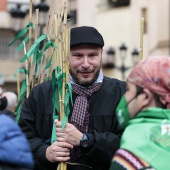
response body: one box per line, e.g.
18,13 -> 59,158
70,69 -> 100,87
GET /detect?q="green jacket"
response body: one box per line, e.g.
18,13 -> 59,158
120,108 -> 170,170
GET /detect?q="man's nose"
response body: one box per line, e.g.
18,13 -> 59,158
81,57 -> 90,68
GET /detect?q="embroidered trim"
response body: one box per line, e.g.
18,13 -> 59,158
116,149 -> 145,169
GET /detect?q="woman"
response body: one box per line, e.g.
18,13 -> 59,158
110,56 -> 170,170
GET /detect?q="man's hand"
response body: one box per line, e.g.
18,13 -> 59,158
46,141 -> 73,162
56,120 -> 83,146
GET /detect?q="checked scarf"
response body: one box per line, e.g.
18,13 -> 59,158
70,82 -> 102,133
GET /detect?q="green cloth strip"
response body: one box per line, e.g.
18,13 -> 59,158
8,22 -> 33,47
14,79 -> 27,117
61,83 -> 73,128
44,40 -> 56,51
51,115 -> 58,144
20,34 -> 46,63
17,35 -> 29,51
13,68 -> 28,78
52,67 -> 60,115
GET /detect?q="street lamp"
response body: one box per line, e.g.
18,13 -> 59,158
9,3 -> 28,33
131,48 -> 139,65
103,47 -> 116,69
104,43 -> 140,80
34,0 -> 49,49
34,0 -> 49,35
117,43 -> 130,80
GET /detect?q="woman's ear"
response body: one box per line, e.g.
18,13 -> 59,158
141,88 -> 154,107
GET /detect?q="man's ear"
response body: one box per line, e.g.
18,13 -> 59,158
141,88 -> 154,107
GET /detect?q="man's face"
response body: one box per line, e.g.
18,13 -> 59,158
69,44 -> 102,86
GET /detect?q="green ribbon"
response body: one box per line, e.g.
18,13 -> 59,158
14,79 -> 27,115
17,35 -> 29,51
53,67 -> 63,95
8,22 -> 33,47
13,68 -> 28,78
37,49 -> 43,64
15,106 -> 21,123
20,34 -> 47,63
61,83 -> 73,128
44,40 -> 56,51
32,44 -> 40,64
45,55 -> 53,69
51,115 -> 58,144
44,41 -> 56,69
52,67 -> 60,116
46,77 -> 50,81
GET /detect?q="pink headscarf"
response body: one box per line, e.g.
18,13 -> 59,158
128,56 -> 170,108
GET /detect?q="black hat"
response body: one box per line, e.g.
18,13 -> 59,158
70,26 -> 104,48
0,96 -> 7,111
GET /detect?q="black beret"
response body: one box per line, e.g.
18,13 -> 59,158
70,26 -> 104,48
0,96 -> 7,111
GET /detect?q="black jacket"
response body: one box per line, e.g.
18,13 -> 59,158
19,76 -> 126,170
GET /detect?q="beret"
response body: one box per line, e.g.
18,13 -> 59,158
70,26 -> 104,48
0,96 -> 7,111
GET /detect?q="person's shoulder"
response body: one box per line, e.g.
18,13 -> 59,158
0,114 -> 22,132
0,114 -> 14,124
34,80 -> 52,88
32,80 -> 52,92
103,76 -> 126,87
0,114 -> 20,138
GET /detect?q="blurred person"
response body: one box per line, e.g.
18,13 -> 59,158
19,26 -> 126,170
0,87 -> 7,111
1,91 -> 18,119
0,113 -> 34,170
110,56 -> 170,170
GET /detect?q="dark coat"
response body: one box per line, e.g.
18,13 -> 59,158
19,76 -> 126,170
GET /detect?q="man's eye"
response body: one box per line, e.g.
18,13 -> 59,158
73,54 -> 82,57
90,54 -> 96,57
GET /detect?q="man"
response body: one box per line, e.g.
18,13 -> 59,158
19,26 -> 126,170
1,91 -> 18,119
110,56 -> 170,170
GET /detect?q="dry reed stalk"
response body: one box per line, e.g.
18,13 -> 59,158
40,0 -> 54,83
17,74 -> 20,99
28,0 -> 33,90
140,18 -> 144,60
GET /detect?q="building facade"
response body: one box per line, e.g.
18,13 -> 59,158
0,0 -> 170,92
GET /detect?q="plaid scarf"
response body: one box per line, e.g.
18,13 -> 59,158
70,82 -> 102,133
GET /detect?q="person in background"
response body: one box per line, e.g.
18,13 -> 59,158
19,26 -> 126,170
0,114 -> 34,170
110,56 -> 170,170
0,87 -> 7,111
0,91 -> 18,120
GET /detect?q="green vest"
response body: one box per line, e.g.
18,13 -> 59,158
121,108 -> 170,170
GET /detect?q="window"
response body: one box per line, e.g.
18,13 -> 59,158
108,0 -> 130,7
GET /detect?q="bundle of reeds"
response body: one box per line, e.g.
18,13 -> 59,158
8,0 -> 72,169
